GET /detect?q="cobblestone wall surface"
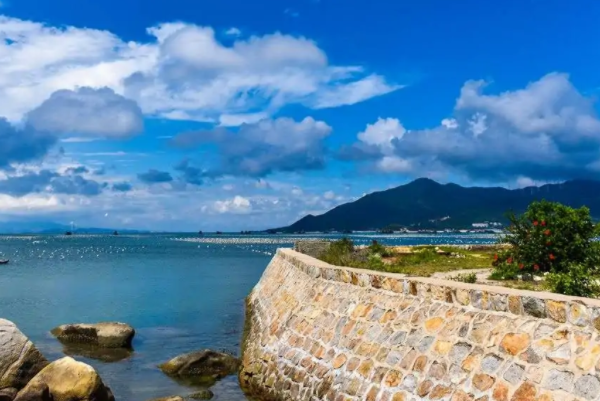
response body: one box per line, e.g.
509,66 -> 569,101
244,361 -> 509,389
294,240 -> 332,259
240,248 -> 600,401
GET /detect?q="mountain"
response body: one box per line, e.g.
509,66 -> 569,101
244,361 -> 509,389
0,220 -> 147,234
273,178 -> 600,232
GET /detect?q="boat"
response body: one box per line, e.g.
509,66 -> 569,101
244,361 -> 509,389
0,260 -> 9,265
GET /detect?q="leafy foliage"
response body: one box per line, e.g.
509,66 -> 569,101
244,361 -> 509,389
450,273 -> 478,284
492,200 -> 600,296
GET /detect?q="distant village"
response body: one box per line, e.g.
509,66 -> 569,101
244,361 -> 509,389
257,220 -> 506,235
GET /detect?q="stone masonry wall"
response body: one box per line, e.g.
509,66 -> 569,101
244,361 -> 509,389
239,248 -> 600,401
294,240 -> 332,259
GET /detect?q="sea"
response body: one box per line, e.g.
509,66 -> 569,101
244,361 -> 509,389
0,232 -> 498,401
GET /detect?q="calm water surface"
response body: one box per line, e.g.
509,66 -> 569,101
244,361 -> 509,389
0,233 -> 496,401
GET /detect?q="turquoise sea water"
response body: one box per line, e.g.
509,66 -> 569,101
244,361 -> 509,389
0,233 -> 496,400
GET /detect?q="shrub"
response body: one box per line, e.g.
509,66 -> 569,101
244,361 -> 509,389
368,240 -> 391,257
492,200 -> 600,296
320,238 -> 359,267
451,273 -> 477,284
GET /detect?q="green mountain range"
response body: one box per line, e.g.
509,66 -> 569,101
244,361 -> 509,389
273,178 -> 600,232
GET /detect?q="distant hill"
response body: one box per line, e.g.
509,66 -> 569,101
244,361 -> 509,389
273,178 -> 600,232
0,220 -> 147,234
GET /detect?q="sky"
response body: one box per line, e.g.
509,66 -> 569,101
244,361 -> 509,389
1,0 -> 600,231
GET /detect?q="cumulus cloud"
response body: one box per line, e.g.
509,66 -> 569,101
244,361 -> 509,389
173,159 -> 204,186
137,169 -> 174,184
346,73 -> 600,182
0,16 -> 397,125
213,195 -> 252,214
64,166 -> 89,175
171,116 -> 332,177
0,118 -> 56,168
0,170 -> 104,197
26,87 -> 143,138
112,182 -> 133,192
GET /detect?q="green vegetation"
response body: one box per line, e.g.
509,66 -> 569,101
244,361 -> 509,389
319,239 -> 496,277
491,200 -> 600,297
317,200 -> 600,298
450,273 -> 478,284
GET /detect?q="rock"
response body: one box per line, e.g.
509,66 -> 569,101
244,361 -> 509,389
13,383 -> 51,401
188,389 -> 214,400
146,397 -> 184,401
50,322 -> 134,348
0,319 -> 49,390
0,388 -> 17,401
159,350 -> 240,386
15,357 -> 114,401
60,343 -> 133,363
521,273 -> 533,282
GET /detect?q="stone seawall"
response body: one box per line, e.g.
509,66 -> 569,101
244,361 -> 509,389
240,248 -> 600,401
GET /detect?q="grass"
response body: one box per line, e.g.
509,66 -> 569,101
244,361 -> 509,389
318,240 -> 499,277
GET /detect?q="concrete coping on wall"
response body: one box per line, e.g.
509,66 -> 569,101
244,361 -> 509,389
277,247 -> 600,331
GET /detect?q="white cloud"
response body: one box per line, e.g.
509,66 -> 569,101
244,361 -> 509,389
348,73 -> 600,182
225,27 -> 241,37
323,190 -> 335,200
0,15 -> 397,125
376,156 -> 411,173
27,87 -> 143,138
213,195 -> 252,214
0,194 -> 63,211
441,118 -> 458,129
171,116 -> 332,177
357,117 -> 406,153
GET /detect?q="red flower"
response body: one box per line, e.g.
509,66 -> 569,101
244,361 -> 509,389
549,254 -> 556,260
519,263 -> 524,270
541,220 -> 546,226
493,254 -> 498,261
533,264 -> 540,271
544,229 -> 551,236
533,221 -> 539,226
507,257 -> 513,264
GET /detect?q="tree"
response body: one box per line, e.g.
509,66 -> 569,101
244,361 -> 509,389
492,200 -> 600,297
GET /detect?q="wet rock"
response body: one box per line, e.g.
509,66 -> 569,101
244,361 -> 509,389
0,388 -> 17,401
50,322 -> 135,348
13,383 -> 51,401
16,357 -> 114,401
159,350 -> 240,386
60,343 -> 133,363
188,389 -> 214,400
0,319 -> 49,391
146,397 -> 184,401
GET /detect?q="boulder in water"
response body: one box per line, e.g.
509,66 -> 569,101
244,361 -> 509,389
188,389 -> 214,400
12,383 -> 51,401
159,350 -> 240,386
0,319 -> 49,391
50,322 -> 135,348
14,357 -> 114,401
0,388 -> 17,401
146,397 -> 184,401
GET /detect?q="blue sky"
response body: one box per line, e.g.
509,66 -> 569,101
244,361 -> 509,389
0,0 -> 600,231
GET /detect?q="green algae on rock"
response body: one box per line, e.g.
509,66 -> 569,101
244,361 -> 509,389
159,350 -> 240,386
